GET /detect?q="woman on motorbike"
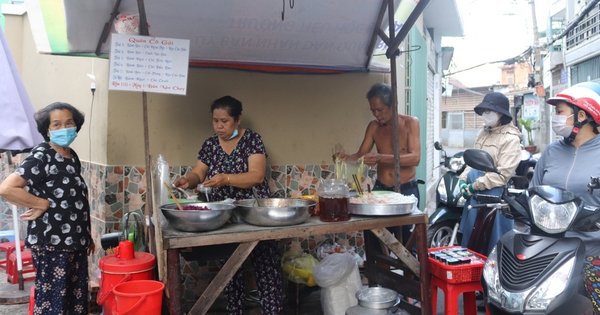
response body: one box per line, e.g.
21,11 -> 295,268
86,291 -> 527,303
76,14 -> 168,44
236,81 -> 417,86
458,92 -> 523,255
530,81 -> 600,313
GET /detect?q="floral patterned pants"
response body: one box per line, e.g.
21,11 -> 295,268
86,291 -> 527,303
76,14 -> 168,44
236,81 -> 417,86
30,246 -> 89,315
224,240 -> 283,315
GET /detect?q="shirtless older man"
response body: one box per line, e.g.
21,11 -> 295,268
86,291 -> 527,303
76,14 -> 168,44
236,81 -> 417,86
333,83 -> 421,195
333,83 -> 421,243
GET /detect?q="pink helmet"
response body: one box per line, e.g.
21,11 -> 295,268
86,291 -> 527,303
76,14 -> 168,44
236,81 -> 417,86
547,82 -> 600,124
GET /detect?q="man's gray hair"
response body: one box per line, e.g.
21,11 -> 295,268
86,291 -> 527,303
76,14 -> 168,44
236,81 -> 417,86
366,83 -> 392,108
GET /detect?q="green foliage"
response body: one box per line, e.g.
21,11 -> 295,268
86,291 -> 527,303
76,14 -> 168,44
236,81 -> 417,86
518,118 -> 539,146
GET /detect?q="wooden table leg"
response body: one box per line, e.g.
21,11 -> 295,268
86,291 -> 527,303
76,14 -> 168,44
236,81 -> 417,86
188,241 -> 258,315
167,248 -> 182,315
415,223 -> 431,315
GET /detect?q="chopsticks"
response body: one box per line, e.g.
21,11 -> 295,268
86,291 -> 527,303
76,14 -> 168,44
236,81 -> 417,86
352,174 -> 364,195
164,182 -> 183,210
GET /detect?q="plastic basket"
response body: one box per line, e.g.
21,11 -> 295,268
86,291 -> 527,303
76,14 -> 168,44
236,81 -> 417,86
428,246 -> 487,284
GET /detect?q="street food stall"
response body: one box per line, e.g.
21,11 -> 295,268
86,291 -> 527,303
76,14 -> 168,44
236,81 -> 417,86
162,212 -> 431,315
18,0 -> 438,314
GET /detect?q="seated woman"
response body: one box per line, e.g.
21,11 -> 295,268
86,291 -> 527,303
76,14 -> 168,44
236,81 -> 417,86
458,92 -> 522,255
174,95 -> 282,315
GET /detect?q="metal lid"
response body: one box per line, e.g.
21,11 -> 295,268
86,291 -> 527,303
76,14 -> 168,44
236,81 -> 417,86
99,252 -> 156,273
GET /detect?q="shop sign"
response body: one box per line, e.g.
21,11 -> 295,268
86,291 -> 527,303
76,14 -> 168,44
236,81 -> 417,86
108,34 -> 190,95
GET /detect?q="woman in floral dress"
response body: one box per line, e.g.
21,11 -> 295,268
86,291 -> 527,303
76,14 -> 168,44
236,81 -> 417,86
175,95 -> 282,314
0,102 -> 94,315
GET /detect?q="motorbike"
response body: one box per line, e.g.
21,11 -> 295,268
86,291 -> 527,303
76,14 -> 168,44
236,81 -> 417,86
509,146 -> 538,189
428,143 -> 538,248
463,148 -> 598,315
427,141 -> 467,248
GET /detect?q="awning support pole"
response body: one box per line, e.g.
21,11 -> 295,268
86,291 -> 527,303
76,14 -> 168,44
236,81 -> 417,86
95,0 -> 122,56
136,0 -> 157,257
387,0 -> 401,193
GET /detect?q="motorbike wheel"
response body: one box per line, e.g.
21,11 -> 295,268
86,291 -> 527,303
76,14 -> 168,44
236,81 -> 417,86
427,221 -> 460,248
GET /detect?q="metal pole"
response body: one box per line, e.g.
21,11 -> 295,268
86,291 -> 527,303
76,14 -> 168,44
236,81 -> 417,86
387,0 -> 401,193
530,0 -> 547,147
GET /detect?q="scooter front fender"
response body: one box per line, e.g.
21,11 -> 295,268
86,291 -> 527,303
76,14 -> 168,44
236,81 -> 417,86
429,205 -> 462,226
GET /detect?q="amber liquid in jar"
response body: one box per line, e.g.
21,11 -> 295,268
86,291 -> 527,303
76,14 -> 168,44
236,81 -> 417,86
319,197 -> 350,222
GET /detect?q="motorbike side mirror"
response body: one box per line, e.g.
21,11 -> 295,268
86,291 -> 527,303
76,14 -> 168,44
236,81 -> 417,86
463,149 -> 501,174
588,176 -> 600,194
434,141 -> 443,151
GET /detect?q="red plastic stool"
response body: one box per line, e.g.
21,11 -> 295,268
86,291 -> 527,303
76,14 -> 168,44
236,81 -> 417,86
431,275 -> 490,315
0,241 -> 25,269
7,250 -> 36,284
28,286 -> 35,315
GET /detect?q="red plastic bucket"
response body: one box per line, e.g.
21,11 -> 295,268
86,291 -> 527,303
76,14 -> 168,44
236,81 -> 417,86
113,280 -> 164,315
97,241 -> 156,315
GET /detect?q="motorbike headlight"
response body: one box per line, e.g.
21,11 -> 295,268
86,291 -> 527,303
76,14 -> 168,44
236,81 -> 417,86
452,183 -> 466,206
526,256 -> 575,311
437,180 -> 448,204
483,246 -> 501,302
449,156 -> 465,172
530,194 -> 578,234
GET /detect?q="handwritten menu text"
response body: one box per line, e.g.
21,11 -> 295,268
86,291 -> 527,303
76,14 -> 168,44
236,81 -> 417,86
109,34 -> 190,95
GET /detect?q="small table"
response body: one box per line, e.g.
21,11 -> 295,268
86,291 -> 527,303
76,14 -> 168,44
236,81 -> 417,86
161,212 -> 431,315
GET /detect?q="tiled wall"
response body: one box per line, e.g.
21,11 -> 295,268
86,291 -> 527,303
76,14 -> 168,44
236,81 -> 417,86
0,152 -> 375,308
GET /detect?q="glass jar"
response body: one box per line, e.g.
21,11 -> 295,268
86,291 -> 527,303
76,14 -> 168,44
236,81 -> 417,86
317,179 -> 350,222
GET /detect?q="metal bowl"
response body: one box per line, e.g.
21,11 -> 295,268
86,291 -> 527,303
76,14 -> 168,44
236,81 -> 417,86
355,287 -> 399,309
233,198 -> 316,227
160,202 -> 235,232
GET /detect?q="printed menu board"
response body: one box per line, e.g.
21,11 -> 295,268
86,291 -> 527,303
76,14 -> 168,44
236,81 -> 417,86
108,34 -> 190,95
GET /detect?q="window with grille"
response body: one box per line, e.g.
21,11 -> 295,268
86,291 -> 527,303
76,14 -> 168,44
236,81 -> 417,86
447,112 -> 464,130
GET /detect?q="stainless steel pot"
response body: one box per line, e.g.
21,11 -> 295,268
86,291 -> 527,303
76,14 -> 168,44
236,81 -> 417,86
233,198 -> 316,227
355,287 -> 399,309
160,202 -> 235,232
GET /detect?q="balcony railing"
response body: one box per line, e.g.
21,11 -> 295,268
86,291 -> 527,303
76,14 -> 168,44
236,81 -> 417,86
566,6 -> 600,50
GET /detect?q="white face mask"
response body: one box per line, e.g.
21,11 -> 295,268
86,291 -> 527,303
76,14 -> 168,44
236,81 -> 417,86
482,111 -> 500,128
551,114 -> 574,138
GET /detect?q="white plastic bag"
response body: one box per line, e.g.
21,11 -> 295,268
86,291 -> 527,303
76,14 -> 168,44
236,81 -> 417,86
313,253 -> 362,315
154,154 -> 170,228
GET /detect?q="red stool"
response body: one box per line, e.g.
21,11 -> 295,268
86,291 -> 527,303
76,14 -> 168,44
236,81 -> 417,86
431,275 -> 490,315
28,286 -> 35,315
0,241 -> 25,269
7,250 -> 36,284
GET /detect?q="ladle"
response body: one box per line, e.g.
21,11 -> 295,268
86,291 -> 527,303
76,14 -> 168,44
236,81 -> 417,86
197,184 -> 211,202
176,187 -> 196,200
252,187 -> 263,207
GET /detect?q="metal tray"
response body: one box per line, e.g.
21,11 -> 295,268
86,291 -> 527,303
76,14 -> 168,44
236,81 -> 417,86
348,200 -> 416,216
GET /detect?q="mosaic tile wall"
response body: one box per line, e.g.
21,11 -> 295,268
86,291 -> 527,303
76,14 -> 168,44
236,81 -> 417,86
1,152 -> 377,309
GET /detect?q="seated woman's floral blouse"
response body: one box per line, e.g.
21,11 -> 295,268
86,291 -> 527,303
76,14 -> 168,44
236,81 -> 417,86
15,142 -> 91,251
198,128 -> 270,201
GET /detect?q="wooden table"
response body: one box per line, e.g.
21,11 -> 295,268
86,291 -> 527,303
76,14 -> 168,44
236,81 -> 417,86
162,211 -> 431,315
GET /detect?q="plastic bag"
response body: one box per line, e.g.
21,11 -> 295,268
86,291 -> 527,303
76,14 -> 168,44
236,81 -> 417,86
154,155 -> 170,228
317,243 -> 364,267
335,156 -> 365,191
281,251 -> 319,286
313,252 -> 355,288
313,253 -> 362,315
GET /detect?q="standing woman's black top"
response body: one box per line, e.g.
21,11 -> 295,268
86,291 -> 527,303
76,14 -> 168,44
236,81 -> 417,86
15,142 -> 91,251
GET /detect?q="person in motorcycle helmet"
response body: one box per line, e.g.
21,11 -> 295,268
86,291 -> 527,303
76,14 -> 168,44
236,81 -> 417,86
458,92 -> 523,255
530,81 -> 600,313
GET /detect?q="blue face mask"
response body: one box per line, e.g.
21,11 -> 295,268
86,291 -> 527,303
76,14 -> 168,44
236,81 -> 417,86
49,127 -> 78,147
228,128 -> 238,140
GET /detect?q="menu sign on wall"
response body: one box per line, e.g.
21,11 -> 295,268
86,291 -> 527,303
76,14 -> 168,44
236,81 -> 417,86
108,34 -> 190,95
